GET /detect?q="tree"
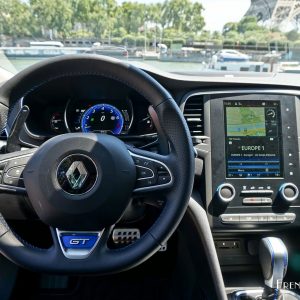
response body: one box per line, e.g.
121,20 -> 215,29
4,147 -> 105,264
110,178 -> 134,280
212,31 -> 222,40
145,3 -> 162,24
222,16 -> 276,45
238,16 -> 262,33
286,30 -> 300,41
116,2 -> 146,34
103,0 -> 118,42
223,22 -> 238,35
162,0 -> 204,33
0,0 -> 206,43
71,0 -> 91,28
30,0 -> 73,38
0,0 -> 34,39
198,30 -> 211,41
184,2 -> 205,33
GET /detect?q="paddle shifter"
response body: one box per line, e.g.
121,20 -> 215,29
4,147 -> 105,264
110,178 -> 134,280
259,237 -> 288,300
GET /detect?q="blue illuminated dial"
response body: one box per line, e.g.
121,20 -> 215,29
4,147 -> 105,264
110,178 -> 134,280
81,104 -> 124,134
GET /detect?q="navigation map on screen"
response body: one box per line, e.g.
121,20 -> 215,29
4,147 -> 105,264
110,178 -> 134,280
226,107 -> 266,137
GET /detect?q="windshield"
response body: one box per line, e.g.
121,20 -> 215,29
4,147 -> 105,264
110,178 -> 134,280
0,0 -> 299,75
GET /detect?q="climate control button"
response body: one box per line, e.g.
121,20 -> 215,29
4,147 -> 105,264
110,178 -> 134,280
217,183 -> 236,203
279,183 -> 299,203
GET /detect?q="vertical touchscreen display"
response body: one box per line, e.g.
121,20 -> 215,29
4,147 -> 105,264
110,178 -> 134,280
224,100 -> 283,178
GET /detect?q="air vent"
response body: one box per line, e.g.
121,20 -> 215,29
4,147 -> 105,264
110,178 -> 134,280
183,95 -> 205,144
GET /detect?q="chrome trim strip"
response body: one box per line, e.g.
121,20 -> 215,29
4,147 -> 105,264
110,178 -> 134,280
0,184 -> 25,193
5,165 -> 25,179
125,97 -> 134,134
56,228 -> 104,259
136,165 -> 155,181
129,151 -> 173,192
220,213 -> 296,224
279,183 -> 299,202
0,152 -> 34,193
0,152 -> 34,164
64,98 -> 72,133
217,183 -> 236,202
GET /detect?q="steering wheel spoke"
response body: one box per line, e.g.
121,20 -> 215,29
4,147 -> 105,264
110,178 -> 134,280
128,148 -> 174,194
54,226 -> 113,259
0,149 -> 36,194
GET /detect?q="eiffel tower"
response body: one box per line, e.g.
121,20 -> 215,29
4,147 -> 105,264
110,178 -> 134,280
245,0 -> 300,30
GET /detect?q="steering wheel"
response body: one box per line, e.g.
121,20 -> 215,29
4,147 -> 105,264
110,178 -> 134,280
0,55 -> 194,274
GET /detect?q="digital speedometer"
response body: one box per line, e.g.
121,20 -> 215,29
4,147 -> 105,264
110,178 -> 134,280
81,104 -> 124,134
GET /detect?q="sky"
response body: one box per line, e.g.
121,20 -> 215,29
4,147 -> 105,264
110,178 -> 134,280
200,0 -> 251,32
117,0 -> 251,32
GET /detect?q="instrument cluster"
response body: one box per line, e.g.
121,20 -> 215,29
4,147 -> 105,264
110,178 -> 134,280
65,98 -> 133,135
25,97 -> 155,138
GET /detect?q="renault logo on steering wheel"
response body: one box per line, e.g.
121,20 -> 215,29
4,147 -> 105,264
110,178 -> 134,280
57,154 -> 98,195
66,161 -> 88,190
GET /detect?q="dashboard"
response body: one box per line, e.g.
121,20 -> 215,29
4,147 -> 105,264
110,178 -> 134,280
8,69 -> 300,235
4,59 -> 300,296
4,65 -> 300,280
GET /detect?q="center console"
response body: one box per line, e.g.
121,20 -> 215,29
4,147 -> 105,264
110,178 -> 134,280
207,92 -> 300,229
